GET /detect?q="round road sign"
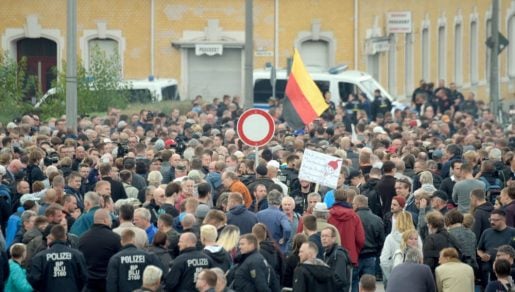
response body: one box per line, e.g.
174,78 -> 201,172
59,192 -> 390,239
237,109 -> 275,147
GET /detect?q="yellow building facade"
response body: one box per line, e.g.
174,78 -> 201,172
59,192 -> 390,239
1,0 -> 514,105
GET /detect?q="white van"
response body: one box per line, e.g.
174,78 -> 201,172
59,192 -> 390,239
35,78 -> 180,108
253,66 -> 405,109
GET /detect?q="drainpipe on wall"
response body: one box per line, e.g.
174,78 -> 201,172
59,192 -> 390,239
150,0 -> 155,78
354,0 -> 358,70
274,0 -> 279,69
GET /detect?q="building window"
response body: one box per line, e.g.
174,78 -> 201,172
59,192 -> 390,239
405,33 -> 414,96
388,34 -> 396,95
454,23 -> 463,85
509,15 -> 515,78
421,27 -> 430,81
486,18 -> 492,82
438,25 -> 446,82
88,38 -> 119,69
367,54 -> 380,81
470,20 -> 478,85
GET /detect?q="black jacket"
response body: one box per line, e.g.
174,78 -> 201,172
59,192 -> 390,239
227,204 -> 258,235
203,245 -> 232,272
356,207 -> 385,257
376,175 -> 396,217
28,240 -> 88,292
472,202 -> 494,243
227,250 -> 279,292
259,240 -> 284,285
106,244 -> 163,292
324,244 -> 351,292
422,229 -> 454,274
0,250 -> 8,292
292,260 -> 336,292
439,177 -> 456,204
165,247 -> 212,291
361,178 -> 382,217
101,176 -> 127,202
283,253 -> 300,288
78,224 -> 121,280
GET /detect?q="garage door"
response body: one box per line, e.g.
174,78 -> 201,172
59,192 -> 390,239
187,48 -> 242,100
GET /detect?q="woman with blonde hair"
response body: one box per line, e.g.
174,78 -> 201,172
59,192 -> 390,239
392,229 -> 421,268
380,211 -> 422,287
216,224 -> 240,260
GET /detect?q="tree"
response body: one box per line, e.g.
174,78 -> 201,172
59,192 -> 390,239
39,46 -> 129,119
0,54 -> 35,122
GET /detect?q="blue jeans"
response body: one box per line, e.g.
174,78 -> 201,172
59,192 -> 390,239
351,257 -> 376,292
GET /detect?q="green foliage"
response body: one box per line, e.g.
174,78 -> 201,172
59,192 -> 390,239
0,54 -> 34,122
39,46 -> 129,119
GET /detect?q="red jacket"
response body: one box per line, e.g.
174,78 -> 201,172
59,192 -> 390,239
328,202 -> 365,266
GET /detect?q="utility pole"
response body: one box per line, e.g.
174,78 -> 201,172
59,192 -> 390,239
66,0 -> 78,134
243,0 -> 254,109
489,0 -> 500,119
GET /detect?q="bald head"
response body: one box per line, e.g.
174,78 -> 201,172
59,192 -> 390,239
179,232 -> 197,251
94,209 -> 112,227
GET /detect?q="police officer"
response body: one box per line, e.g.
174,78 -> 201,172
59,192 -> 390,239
226,233 -> 280,292
165,232 -> 212,291
106,229 -> 163,292
28,224 -> 88,292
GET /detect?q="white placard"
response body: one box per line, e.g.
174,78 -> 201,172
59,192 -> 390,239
387,11 -> 412,34
298,149 -> 343,189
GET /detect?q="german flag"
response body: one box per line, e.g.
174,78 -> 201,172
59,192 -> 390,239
283,49 -> 328,129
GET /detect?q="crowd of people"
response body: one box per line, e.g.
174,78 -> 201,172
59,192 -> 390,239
0,79 -> 514,292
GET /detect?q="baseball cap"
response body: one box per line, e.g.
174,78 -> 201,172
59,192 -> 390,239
432,190 -> 448,202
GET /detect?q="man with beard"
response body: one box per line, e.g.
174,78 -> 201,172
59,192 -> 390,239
477,209 -> 515,289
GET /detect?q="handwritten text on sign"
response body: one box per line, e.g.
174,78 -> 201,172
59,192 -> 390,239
298,149 -> 342,189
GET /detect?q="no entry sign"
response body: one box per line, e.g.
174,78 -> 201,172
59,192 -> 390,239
237,109 -> 275,147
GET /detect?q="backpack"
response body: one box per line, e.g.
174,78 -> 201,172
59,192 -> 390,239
479,176 -> 502,204
0,184 -> 12,215
330,246 -> 352,291
443,231 -> 478,272
263,258 -> 281,292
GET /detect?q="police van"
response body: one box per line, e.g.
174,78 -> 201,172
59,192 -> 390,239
34,78 -> 180,108
253,66 -> 405,110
